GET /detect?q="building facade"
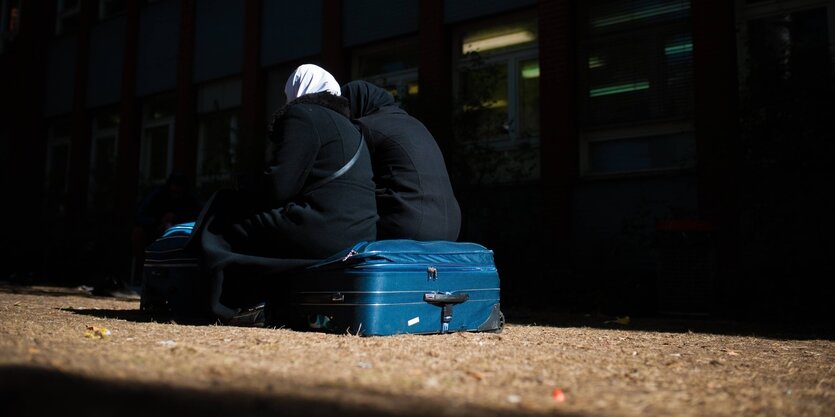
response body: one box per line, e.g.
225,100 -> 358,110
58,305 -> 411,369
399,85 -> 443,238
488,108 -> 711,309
1,0 -> 833,319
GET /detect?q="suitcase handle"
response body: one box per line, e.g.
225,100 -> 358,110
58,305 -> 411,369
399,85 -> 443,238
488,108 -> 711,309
423,292 -> 469,304
424,292 -> 469,333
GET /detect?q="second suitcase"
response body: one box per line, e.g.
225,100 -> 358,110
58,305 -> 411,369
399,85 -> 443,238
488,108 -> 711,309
140,222 -> 210,320
267,240 -> 503,336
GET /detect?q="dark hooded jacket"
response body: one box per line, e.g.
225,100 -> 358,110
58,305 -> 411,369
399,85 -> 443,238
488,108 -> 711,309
190,91 -> 378,317
342,81 -> 461,241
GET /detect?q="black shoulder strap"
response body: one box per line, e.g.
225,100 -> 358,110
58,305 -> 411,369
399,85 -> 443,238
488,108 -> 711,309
305,134 -> 365,192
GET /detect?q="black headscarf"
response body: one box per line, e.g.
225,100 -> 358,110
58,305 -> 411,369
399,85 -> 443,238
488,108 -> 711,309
341,80 -> 397,119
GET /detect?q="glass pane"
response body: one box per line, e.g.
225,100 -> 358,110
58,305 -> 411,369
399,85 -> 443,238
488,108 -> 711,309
199,113 -> 239,176
95,110 -> 120,130
589,132 -> 694,173
461,19 -> 537,55
586,36 -> 652,125
585,27 -> 694,126
59,13 -> 79,34
61,0 -> 80,12
362,76 -> 419,113
144,96 -> 175,122
52,119 -> 73,139
145,125 -> 169,182
101,0 -> 126,19
588,0 -> 690,32
663,33 -> 694,117
90,136 -> 117,209
356,42 -> 420,78
519,59 -> 540,139
456,63 -> 508,141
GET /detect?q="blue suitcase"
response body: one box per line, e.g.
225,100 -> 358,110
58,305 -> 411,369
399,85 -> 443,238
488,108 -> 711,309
266,240 -> 504,336
139,222 -> 211,320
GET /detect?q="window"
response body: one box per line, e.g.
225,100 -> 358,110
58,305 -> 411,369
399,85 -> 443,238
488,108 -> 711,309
579,0 -> 695,176
1,0 -> 21,52
450,15 -> 540,186
351,38 -> 420,112
140,95 -> 175,187
88,108 -> 119,210
55,0 -> 81,35
98,0 -> 126,20
455,16 -> 539,145
196,78 -> 242,198
46,119 -> 73,217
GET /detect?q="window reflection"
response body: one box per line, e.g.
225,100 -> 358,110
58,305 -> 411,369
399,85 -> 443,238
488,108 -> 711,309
352,39 -> 420,112
457,63 -> 508,141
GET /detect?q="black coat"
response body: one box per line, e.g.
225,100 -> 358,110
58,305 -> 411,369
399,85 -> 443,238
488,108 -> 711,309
191,92 -> 378,317
342,81 -> 461,241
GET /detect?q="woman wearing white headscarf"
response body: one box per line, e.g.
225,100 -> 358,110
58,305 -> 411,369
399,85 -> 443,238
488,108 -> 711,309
192,64 -> 377,322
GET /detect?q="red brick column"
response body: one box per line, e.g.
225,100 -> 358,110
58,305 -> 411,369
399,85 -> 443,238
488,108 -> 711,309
321,0 -> 345,82
66,0 -> 96,245
240,0 -> 265,170
691,0 -> 740,313
116,0 -> 141,235
417,0 -> 452,152
173,0 -> 197,180
537,0 -> 578,257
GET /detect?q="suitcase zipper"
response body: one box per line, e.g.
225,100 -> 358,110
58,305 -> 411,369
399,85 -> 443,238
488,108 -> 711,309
341,249 -> 358,262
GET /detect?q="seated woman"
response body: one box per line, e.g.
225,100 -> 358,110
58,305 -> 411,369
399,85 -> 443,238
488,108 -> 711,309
193,65 -> 378,321
341,80 -> 461,241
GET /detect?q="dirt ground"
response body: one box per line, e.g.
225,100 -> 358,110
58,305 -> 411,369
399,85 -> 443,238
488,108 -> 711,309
0,285 -> 832,417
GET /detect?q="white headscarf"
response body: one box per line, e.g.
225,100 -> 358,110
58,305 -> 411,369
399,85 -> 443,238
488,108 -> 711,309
284,64 -> 341,103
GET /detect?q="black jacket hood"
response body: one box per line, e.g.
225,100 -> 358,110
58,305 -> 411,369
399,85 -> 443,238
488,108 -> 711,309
341,80 -> 397,119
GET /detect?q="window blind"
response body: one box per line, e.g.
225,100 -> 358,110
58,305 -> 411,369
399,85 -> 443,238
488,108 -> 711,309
582,0 -> 694,127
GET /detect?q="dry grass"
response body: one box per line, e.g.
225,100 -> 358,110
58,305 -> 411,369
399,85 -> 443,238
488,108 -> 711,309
0,285 -> 832,417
